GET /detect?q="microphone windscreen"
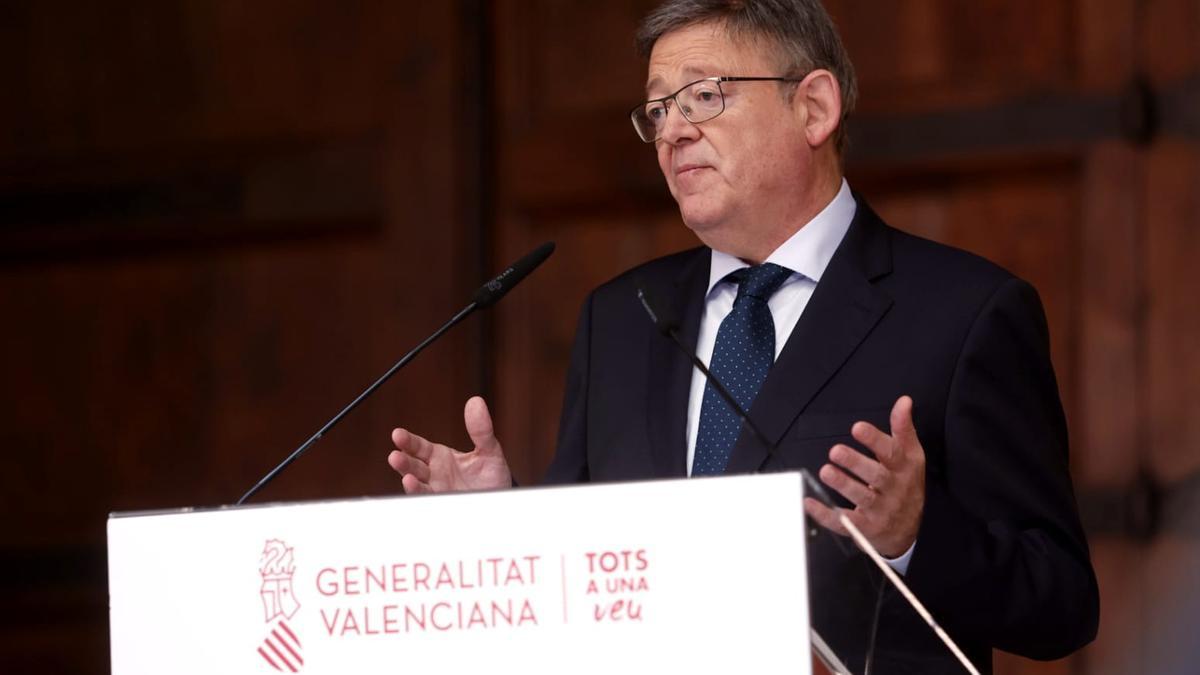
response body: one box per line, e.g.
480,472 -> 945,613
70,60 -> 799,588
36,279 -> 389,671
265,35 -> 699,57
472,241 -> 556,308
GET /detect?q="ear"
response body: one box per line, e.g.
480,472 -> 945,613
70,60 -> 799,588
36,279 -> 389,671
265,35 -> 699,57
795,69 -> 842,149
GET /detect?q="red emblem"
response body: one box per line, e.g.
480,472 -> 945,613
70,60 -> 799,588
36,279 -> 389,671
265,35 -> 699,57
257,539 -> 304,672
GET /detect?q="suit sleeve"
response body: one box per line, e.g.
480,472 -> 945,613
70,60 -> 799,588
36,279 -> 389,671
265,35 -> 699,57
906,277 -> 1099,659
540,293 -> 593,484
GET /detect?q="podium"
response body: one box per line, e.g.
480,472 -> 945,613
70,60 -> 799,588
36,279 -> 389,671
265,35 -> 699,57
110,474 -> 814,674
108,473 -> 970,674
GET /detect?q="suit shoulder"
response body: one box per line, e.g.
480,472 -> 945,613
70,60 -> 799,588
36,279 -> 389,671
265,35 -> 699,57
590,246 -> 707,301
873,224 -> 1054,347
885,225 -> 1022,296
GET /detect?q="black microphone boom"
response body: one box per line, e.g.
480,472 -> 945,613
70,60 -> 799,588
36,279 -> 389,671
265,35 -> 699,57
235,241 -> 556,505
637,285 -> 854,524
635,285 -> 864,672
636,286 -> 771,450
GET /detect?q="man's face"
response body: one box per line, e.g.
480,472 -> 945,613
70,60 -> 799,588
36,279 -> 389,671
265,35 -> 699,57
646,22 -> 815,258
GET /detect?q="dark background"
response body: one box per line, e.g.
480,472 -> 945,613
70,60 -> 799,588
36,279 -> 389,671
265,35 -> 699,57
2,1 -> 1197,673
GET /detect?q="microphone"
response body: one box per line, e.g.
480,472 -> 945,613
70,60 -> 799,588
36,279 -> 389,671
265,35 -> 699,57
473,241 -> 556,308
634,286 -> 981,675
234,242 -> 556,506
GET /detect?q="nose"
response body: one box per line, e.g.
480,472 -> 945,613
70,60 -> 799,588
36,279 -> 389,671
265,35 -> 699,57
658,99 -> 699,145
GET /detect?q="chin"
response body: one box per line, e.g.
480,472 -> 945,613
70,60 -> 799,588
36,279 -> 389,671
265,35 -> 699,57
678,204 -> 752,258
681,216 -> 735,254
677,196 -> 728,233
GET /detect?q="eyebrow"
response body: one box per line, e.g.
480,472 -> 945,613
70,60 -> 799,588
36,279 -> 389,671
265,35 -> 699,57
644,65 -> 714,96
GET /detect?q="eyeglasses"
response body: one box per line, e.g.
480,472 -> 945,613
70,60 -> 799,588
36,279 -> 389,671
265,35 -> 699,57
629,76 -> 806,143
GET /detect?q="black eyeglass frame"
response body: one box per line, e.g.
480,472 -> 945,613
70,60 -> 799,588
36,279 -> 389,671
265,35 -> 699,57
629,75 -> 806,143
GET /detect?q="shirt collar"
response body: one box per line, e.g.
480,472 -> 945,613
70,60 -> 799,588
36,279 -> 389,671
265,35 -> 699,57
706,178 -> 857,295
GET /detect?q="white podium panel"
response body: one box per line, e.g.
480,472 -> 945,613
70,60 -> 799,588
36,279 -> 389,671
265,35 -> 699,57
108,473 -> 811,675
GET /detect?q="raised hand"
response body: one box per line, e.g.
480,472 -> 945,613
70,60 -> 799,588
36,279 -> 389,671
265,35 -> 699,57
387,396 -> 513,494
803,395 -> 926,558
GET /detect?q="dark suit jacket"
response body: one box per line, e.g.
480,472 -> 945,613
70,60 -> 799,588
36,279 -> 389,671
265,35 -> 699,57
541,199 -> 1099,673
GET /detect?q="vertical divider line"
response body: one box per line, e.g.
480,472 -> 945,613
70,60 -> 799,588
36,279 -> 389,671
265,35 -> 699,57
561,553 -> 569,624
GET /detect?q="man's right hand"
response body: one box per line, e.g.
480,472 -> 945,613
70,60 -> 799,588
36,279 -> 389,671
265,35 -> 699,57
387,396 -> 513,494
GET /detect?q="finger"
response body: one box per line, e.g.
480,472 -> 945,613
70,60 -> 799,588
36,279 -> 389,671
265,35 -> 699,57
401,473 -> 432,495
819,463 -> 878,508
851,420 -> 894,464
387,450 -> 431,483
464,396 -> 502,457
803,497 -> 850,537
889,395 -> 918,448
391,427 -> 436,462
829,443 -> 886,489
386,449 -> 405,475
852,396 -> 919,469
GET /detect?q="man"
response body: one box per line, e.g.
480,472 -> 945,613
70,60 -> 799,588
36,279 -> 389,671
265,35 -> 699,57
388,1 -> 1099,671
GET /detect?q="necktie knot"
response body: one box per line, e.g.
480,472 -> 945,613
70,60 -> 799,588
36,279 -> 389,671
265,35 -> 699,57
729,263 -> 792,302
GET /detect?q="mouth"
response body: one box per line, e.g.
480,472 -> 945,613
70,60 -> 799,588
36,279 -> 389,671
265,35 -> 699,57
674,163 -> 711,177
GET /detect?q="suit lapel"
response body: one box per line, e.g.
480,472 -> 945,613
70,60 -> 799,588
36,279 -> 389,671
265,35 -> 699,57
725,200 -> 895,474
645,248 -> 710,478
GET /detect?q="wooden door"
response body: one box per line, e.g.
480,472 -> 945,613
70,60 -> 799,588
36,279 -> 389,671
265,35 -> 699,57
0,3 -> 480,672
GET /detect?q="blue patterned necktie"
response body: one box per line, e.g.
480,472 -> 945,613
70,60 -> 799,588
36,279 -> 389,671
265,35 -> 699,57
692,262 -> 793,476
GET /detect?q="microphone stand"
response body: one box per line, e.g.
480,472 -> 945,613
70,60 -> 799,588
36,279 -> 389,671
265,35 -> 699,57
235,241 -> 555,505
236,303 -> 477,505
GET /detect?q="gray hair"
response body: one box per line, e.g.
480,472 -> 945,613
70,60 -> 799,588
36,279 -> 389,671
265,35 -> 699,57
636,0 -> 858,154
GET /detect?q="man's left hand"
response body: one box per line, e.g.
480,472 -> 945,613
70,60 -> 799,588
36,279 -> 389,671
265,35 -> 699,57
803,395 -> 926,558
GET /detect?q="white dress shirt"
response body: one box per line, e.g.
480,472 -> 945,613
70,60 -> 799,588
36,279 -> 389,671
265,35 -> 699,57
683,179 -> 914,573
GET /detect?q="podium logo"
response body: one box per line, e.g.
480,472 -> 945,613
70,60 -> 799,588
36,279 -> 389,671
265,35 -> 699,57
257,539 -> 305,672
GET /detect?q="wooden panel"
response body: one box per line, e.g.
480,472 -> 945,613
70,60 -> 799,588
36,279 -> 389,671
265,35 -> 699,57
1088,0 -> 1200,672
0,140 -> 384,263
495,0 -> 658,128
1083,540 -> 1145,674
1144,141 -> 1200,483
1075,0 -> 1138,90
1142,534 -> 1200,671
0,3 -> 476,674
494,0 -> 664,209
0,1 -> 433,157
0,0 -> 470,522
1143,0 -> 1200,482
1075,143 -> 1142,487
1136,6 -> 1200,665
829,0 -> 1079,113
1144,0 -> 1200,82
